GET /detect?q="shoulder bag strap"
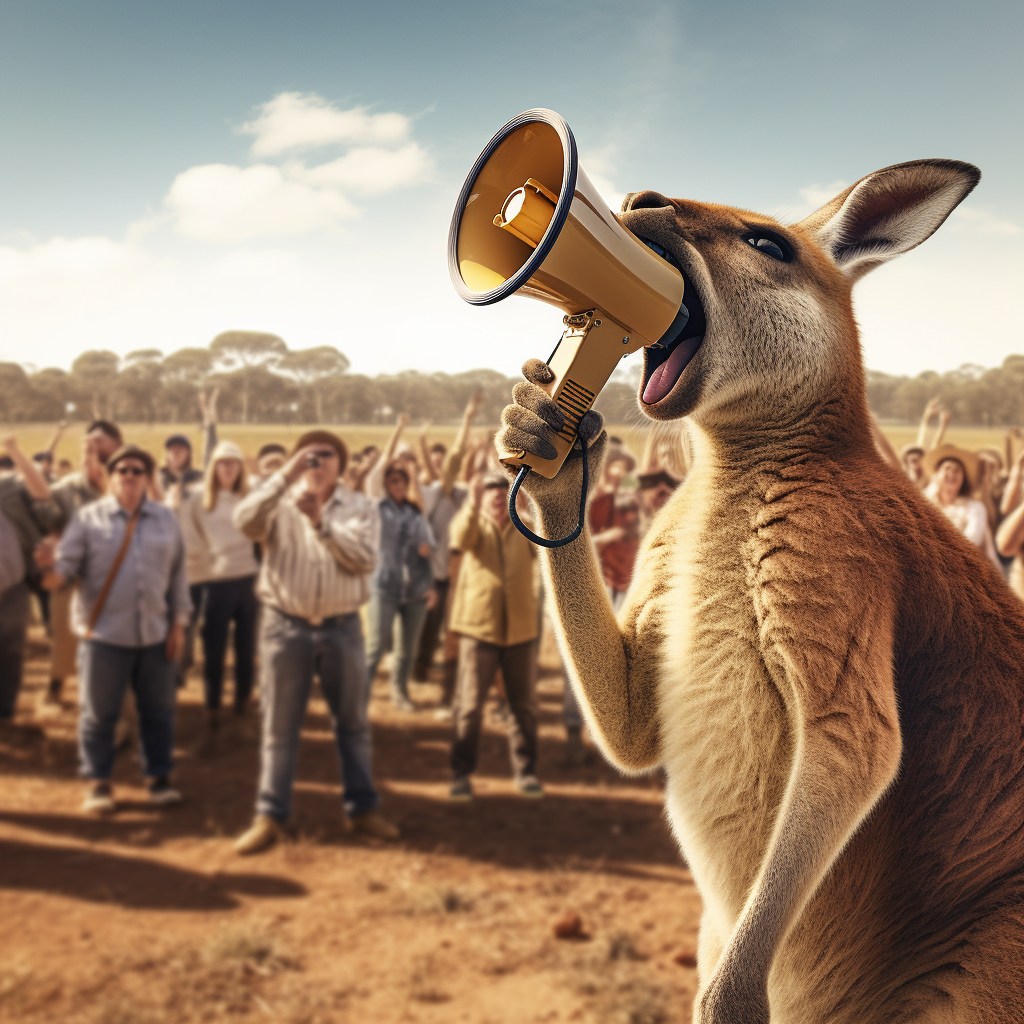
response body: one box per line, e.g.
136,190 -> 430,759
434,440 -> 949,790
86,509 -> 141,637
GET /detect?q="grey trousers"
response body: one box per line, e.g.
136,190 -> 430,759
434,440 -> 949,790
450,636 -> 538,781
0,582 -> 30,718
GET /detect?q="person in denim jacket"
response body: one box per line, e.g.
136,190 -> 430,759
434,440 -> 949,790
365,461 -> 436,711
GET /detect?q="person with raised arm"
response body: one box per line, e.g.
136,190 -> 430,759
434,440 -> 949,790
364,461 -> 436,711
412,392 -> 482,702
447,470 -> 542,802
40,421 -> 124,707
163,389 -> 220,687
0,434 -> 59,732
36,445 -> 190,813
231,430 -> 398,855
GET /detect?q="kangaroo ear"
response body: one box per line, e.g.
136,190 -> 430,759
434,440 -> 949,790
798,159 -> 980,281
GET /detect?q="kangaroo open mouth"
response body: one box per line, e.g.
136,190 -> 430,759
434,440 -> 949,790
637,242 -> 706,406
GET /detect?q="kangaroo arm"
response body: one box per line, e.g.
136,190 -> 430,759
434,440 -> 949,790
699,582 -> 902,1024
539,508 -> 674,774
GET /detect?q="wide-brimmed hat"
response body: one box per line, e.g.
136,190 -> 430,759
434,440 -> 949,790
209,440 -> 246,464
292,430 -> 348,474
924,444 -> 980,491
106,444 -> 156,476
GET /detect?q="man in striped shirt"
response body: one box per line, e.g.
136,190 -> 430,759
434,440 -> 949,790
232,430 -> 399,854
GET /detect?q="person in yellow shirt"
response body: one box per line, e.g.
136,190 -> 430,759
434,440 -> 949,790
448,471 -> 541,800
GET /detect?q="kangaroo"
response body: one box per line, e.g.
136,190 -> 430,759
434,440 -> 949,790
497,160 -> 1024,1024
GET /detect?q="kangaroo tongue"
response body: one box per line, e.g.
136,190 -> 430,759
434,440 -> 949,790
642,336 -> 703,405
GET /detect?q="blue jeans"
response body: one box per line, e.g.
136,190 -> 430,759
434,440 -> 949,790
365,592 -> 429,703
78,639 -> 177,780
256,606 -> 378,823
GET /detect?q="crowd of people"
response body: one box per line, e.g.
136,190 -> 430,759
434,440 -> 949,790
0,390 -> 686,857
2,393 -> 1020,855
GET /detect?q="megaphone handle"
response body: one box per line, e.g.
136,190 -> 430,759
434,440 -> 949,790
508,435 -> 589,549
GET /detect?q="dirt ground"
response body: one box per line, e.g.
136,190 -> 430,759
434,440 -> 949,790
0,622 -> 701,1024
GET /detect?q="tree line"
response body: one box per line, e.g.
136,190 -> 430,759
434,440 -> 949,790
1,330 -> 1022,426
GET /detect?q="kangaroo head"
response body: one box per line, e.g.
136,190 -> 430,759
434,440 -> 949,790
618,160 -> 980,429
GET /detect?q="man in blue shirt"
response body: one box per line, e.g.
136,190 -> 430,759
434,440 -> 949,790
37,444 -> 191,813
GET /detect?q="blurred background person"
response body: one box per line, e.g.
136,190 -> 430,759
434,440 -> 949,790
232,431 -> 398,855
185,440 -> 259,745
37,444 -> 190,813
254,443 -> 288,485
448,472 -> 541,802
923,444 -> 1000,566
412,393 -> 481,705
42,421 -> 123,707
163,390 -> 219,686
900,445 -> 928,489
0,435 -> 57,733
365,461 -> 436,712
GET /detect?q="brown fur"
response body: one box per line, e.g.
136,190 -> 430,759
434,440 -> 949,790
498,162 -> 1024,1023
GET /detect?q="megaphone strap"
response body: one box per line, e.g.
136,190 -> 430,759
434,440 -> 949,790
508,436 -> 589,549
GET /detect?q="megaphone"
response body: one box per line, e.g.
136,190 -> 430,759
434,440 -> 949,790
448,109 -> 688,483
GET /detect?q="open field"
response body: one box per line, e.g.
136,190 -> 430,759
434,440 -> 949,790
1,624 -> 701,1024
5,422 -> 1018,468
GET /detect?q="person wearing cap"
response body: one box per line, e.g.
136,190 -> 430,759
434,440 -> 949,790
923,444 -> 999,566
447,470 -> 542,801
36,444 -> 191,813
232,430 -> 398,854
183,440 -> 259,738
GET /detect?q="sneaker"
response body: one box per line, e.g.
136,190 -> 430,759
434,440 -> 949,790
350,811 -> 401,841
448,777 -> 473,802
517,776 -> 544,799
82,782 -> 115,814
148,777 -> 183,806
391,695 -> 416,713
234,814 -> 282,855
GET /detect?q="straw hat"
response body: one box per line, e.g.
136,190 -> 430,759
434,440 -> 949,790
923,444 -> 980,491
209,440 -> 246,464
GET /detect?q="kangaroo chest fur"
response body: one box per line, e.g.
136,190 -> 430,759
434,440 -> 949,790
655,451 -> 795,939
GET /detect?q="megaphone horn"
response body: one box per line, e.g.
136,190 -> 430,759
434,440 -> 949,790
448,109 -> 688,489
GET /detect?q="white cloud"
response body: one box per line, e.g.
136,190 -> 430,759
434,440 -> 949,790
287,142 -> 432,196
155,93 -> 433,242
241,92 -> 410,156
165,163 -> 357,242
949,205 -> 1021,236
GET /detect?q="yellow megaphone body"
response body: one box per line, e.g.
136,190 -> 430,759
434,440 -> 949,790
449,108 -> 686,480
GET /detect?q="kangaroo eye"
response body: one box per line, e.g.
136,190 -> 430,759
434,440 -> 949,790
744,233 -> 790,262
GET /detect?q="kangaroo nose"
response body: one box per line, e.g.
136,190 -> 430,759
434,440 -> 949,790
622,190 -> 675,212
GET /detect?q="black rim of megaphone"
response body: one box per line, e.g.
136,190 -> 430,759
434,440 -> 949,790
448,108 -> 578,305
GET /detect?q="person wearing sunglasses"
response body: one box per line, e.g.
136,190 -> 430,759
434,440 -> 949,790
232,430 -> 398,854
36,444 -> 191,814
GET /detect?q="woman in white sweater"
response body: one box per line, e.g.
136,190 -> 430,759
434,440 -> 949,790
186,441 -> 260,733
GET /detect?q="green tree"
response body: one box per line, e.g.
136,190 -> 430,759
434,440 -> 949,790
27,367 -> 71,421
70,350 -> 120,420
277,346 -> 350,423
0,362 -> 31,422
116,350 -> 164,424
209,331 -> 288,424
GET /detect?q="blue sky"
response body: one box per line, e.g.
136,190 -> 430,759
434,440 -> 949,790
2,0 -> 1021,377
